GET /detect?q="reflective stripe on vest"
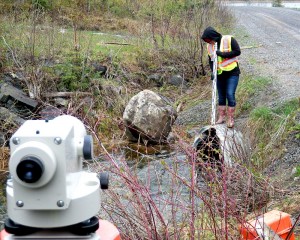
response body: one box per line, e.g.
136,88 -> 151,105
207,35 -> 238,74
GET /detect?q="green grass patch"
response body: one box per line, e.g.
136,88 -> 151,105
274,99 -> 299,116
248,99 -> 299,169
237,75 -> 271,113
295,166 -> 300,177
289,123 -> 300,139
241,75 -> 270,96
0,18 -> 141,93
0,17 -> 138,63
82,31 -> 137,57
250,106 -> 274,122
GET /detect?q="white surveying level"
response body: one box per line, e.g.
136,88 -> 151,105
2,115 -> 114,239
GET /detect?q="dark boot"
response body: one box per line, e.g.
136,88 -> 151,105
216,106 -> 226,124
227,107 -> 235,128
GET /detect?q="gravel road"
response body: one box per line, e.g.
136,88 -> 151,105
232,6 -> 300,106
232,6 -> 300,225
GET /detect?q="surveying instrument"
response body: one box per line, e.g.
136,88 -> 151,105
0,115 -> 120,240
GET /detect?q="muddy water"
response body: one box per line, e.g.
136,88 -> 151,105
94,142 -> 202,224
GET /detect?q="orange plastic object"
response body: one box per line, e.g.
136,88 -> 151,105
97,219 -> 121,240
0,230 -> 9,240
240,210 -> 295,240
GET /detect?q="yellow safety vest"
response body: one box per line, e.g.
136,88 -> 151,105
207,35 -> 238,75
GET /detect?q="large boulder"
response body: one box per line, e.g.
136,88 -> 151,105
123,90 -> 177,144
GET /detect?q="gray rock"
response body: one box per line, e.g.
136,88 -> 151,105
169,74 -> 188,87
0,132 -> 6,146
39,106 -> 62,120
92,63 -> 107,75
0,107 -> 25,126
54,97 -> 68,107
148,74 -> 163,87
123,90 -> 177,144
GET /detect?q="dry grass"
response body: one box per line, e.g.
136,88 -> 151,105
0,148 -> 9,170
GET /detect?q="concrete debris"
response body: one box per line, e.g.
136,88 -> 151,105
0,83 -> 38,109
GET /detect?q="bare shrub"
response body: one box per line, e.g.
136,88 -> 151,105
132,0 -> 234,80
86,124 -> 272,239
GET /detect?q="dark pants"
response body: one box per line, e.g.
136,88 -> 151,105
217,75 -> 239,107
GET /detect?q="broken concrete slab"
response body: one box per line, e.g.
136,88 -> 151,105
0,83 -> 38,109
